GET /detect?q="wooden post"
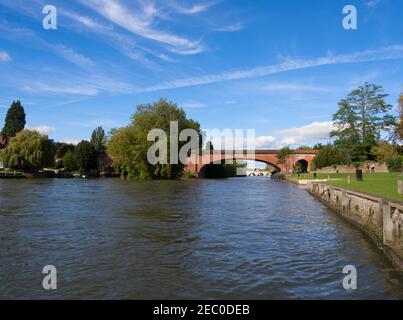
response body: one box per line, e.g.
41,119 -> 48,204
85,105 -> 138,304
347,176 -> 351,184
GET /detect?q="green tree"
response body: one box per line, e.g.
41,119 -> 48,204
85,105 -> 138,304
297,145 -> 312,150
91,126 -> 106,153
371,142 -> 398,163
56,143 -> 75,158
398,92 -> 403,141
330,83 -> 395,162
312,144 -> 349,169
313,143 -> 325,150
276,147 -> 292,172
2,100 -> 26,138
0,130 -> 55,170
108,99 -> 202,179
74,140 -> 96,173
62,151 -> 78,172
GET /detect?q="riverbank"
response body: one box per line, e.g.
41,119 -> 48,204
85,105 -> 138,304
307,181 -> 403,272
289,173 -> 403,202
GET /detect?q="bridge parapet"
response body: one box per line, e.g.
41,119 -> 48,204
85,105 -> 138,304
185,149 -> 319,175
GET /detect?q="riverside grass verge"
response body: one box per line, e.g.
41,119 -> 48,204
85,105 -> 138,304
289,172 -> 403,202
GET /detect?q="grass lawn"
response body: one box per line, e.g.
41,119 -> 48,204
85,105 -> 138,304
289,172 -> 403,202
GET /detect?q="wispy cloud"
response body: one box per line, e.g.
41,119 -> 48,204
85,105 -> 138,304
0,22 -> 94,68
181,101 -> 206,109
27,125 -> 57,135
80,0 -> 204,54
139,44 -> 403,92
366,0 -> 382,7
213,22 -> 244,32
24,84 -> 100,96
262,83 -> 330,93
170,2 -> 216,15
52,45 -> 94,68
0,50 -> 11,62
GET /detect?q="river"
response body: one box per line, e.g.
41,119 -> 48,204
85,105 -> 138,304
0,178 -> 402,299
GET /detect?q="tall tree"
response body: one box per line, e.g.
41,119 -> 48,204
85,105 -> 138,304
74,140 -> 97,173
108,99 -> 202,179
0,130 -> 55,170
330,83 -> 395,162
2,100 -> 26,138
90,126 -> 106,153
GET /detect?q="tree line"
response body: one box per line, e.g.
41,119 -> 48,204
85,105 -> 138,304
277,83 -> 403,172
1,83 -> 401,178
0,101 -> 108,174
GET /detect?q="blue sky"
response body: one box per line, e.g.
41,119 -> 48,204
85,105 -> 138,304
0,0 -> 402,148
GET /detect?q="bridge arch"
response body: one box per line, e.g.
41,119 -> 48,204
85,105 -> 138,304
185,149 -> 318,176
295,159 -> 309,173
198,157 -> 281,178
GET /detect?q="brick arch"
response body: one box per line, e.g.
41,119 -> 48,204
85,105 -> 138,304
186,150 -> 318,175
198,155 -> 282,178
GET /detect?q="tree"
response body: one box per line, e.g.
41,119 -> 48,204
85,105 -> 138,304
0,130 -> 55,170
55,143 -> 75,158
62,151 -> 78,172
371,142 -> 398,163
312,144 -> 349,169
297,145 -> 312,150
277,147 -> 292,164
330,83 -> 395,162
371,141 -> 402,171
313,143 -> 325,150
74,140 -> 96,173
398,92 -> 403,141
108,99 -> 202,179
2,100 -> 26,138
91,126 -> 106,153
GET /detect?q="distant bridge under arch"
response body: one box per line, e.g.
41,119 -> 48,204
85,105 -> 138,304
185,149 -> 319,176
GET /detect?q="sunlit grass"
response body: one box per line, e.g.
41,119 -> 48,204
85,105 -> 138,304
289,172 -> 403,201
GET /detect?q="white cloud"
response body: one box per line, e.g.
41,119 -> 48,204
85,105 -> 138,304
139,44 -> 403,92
24,84 -> 99,96
0,50 -> 11,62
213,23 -> 244,32
254,135 -> 278,149
367,0 -> 381,7
262,83 -> 330,93
61,10 -> 113,31
28,125 -> 57,134
52,45 -> 94,68
59,139 -> 80,145
276,121 -> 335,145
171,2 -> 214,15
181,101 -> 206,109
171,2 -> 216,14
80,0 -> 203,54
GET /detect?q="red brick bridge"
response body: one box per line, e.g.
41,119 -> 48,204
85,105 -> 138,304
186,149 -> 319,176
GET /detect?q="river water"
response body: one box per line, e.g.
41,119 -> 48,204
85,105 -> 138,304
0,178 -> 402,299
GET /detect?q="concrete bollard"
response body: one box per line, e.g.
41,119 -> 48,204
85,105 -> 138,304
347,176 -> 351,184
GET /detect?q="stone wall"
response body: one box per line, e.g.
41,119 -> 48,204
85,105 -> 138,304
307,182 -> 403,271
315,162 -> 388,174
